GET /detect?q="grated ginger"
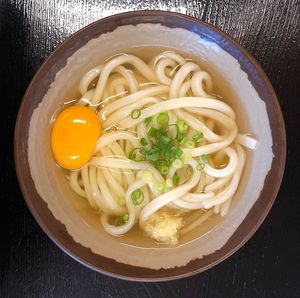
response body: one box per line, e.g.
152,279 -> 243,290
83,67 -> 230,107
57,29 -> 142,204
143,209 -> 184,245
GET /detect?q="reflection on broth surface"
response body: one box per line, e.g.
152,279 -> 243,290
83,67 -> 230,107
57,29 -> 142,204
50,46 -> 257,248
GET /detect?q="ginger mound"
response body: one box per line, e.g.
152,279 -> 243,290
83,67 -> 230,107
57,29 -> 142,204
143,209 -> 184,246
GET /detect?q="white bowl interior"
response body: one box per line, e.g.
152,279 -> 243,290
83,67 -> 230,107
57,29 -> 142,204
28,24 -> 273,269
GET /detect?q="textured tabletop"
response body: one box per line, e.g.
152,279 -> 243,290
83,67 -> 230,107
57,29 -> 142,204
1,0 -> 299,297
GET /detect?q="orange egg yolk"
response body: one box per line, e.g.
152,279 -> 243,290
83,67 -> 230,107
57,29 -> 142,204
51,105 -> 102,170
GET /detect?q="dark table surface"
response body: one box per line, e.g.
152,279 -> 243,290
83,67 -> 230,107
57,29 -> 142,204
1,0 -> 300,297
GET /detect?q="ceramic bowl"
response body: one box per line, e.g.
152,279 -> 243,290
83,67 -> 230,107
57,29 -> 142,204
14,11 -> 286,281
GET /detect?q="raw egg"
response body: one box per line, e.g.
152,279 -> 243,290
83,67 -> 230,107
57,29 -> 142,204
51,105 -> 101,170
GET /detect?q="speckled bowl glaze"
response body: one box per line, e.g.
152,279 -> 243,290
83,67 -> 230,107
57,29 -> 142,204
14,11 -> 286,281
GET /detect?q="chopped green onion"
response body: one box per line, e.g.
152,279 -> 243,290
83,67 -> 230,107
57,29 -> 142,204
157,113 -> 169,127
155,160 -> 169,175
115,214 -> 129,226
197,155 -> 209,171
201,154 -> 209,164
155,160 -> 166,169
176,133 -> 184,142
178,134 -> 188,145
165,148 -> 174,159
152,143 -> 160,150
161,166 -> 169,175
140,137 -> 148,146
193,132 -> 204,142
172,159 -> 183,169
165,178 -> 173,187
185,140 -> 195,149
139,147 -> 148,156
146,149 -> 160,161
153,113 -> 169,128
158,164 -> 169,175
138,118 -> 193,177
131,109 -> 141,119
153,182 -> 165,194
172,174 -> 180,185
197,163 -> 205,171
144,117 -> 152,125
117,197 -> 125,206
128,148 -> 139,160
155,182 -> 164,191
159,135 -> 171,146
176,120 -> 189,133
158,127 -> 168,137
165,147 -> 182,160
141,169 -> 154,183
181,153 -> 192,164
148,127 -> 158,139
131,189 -> 144,206
174,147 -> 183,158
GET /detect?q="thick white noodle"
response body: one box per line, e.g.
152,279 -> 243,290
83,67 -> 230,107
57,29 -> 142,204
201,145 -> 246,209
103,97 -> 162,128
99,85 -> 169,121
92,55 -> 157,104
169,62 -> 200,98
191,70 -> 213,97
69,170 -> 86,198
118,97 -> 236,128
155,58 -> 177,85
204,147 -> 238,178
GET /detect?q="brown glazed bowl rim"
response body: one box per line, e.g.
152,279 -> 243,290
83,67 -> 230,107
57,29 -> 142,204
14,10 -> 286,281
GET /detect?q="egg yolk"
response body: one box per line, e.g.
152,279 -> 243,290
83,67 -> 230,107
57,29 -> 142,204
51,105 -> 102,170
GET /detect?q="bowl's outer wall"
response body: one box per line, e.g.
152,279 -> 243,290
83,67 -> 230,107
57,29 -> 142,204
14,11 -> 286,281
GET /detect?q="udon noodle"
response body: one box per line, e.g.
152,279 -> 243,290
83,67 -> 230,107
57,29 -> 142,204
65,51 -> 257,245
